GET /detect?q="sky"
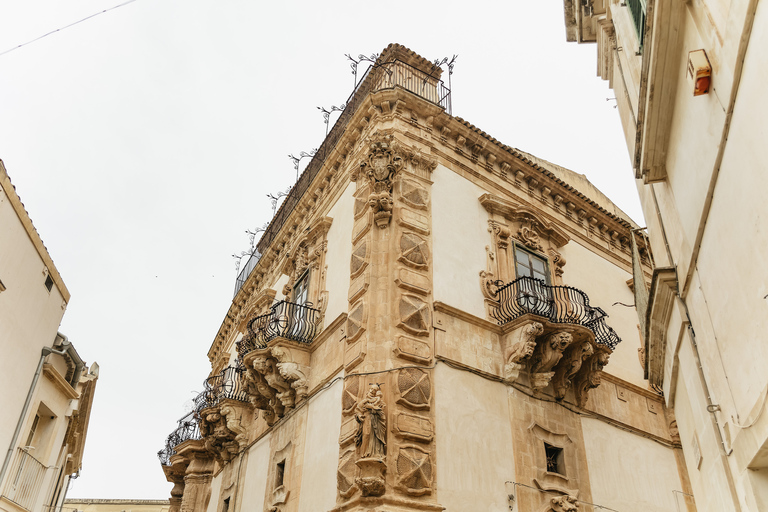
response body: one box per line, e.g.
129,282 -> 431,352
0,0 -> 644,499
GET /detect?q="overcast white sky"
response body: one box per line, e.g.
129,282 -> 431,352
0,0 -> 643,499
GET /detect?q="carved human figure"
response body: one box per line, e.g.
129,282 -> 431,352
531,331 -> 573,375
253,356 -> 294,408
574,348 -> 611,407
553,340 -> 595,400
355,384 -> 387,460
504,322 -> 544,383
550,494 -> 579,512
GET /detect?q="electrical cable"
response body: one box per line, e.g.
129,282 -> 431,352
0,0 -> 139,57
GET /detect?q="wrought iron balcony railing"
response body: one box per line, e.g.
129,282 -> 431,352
237,300 -> 320,357
491,276 -> 622,349
3,447 -> 50,511
193,363 -> 250,412
253,59 -> 450,258
157,412 -> 201,466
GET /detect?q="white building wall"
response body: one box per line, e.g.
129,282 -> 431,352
434,363 -> 515,512
582,417 -> 683,511
323,183 -> 355,326
297,375 -> 343,512
238,432 -> 272,511
431,164 -> 492,319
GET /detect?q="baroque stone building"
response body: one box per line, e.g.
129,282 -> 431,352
0,160 -> 99,512
158,45 -> 693,512
563,1 -> 768,510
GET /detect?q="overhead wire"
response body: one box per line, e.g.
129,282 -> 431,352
0,0 -> 139,58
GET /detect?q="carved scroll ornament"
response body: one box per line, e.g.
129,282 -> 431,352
359,133 -> 404,229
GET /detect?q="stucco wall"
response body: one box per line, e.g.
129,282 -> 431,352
0,182 -> 67,463
582,417 -> 683,511
431,164 -> 490,319
434,363 -> 515,511
238,432 -> 272,511
323,182 -> 354,327
297,375 -> 343,512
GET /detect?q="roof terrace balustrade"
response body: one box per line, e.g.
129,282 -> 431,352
236,300 -> 320,358
491,276 -> 622,350
193,363 -> 250,412
157,412 -> 202,466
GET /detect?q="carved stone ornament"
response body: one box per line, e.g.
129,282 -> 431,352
399,232 -> 430,269
354,384 -> 387,497
397,368 -> 431,410
548,248 -> 566,278
504,322 -> 544,383
398,179 -> 429,210
398,295 -> 430,336
337,449 -> 359,498
518,225 -> 544,252
396,445 -> 433,496
199,411 -> 239,463
479,270 -> 499,300
243,347 -> 309,424
573,347 -> 611,408
359,132 -> 404,229
549,495 -> 579,512
530,331 -> 573,392
552,341 -> 594,400
350,242 -> 368,278
342,375 -> 360,415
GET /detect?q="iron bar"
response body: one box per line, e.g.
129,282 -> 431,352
2,447 -> 50,511
236,300 -> 320,357
492,276 -> 622,349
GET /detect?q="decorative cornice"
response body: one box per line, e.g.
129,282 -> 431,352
43,363 -> 78,399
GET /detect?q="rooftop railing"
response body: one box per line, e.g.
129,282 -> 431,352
237,300 -> 320,357
193,363 -> 250,412
157,412 -> 201,466
491,276 -> 622,350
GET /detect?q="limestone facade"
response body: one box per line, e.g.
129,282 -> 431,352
158,44 -> 693,512
563,1 -> 768,510
0,160 -> 99,512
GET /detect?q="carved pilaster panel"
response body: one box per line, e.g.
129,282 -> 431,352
395,445 -> 433,496
342,375 -> 360,415
393,412 -> 434,443
394,267 -> 430,296
350,241 -> 369,278
337,448 -> 359,498
346,301 -> 367,343
396,368 -> 431,410
397,294 -> 430,336
398,232 -> 430,270
396,178 -> 429,210
393,335 -> 432,364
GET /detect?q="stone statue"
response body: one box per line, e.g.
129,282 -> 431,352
355,384 -> 387,459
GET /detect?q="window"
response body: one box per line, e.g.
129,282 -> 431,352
544,443 -> 565,475
275,460 -> 285,489
292,270 -> 309,305
25,415 -> 40,448
514,246 -> 549,283
44,275 -> 54,292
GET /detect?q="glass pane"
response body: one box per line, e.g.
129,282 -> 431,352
515,248 -> 529,264
532,257 -> 546,273
517,263 -> 530,278
534,270 -> 547,282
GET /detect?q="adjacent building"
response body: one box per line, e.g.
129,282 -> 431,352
158,44 -> 694,512
563,1 -> 768,511
0,160 -> 99,512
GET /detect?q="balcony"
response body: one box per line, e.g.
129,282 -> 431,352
233,251 -> 262,298
2,447 -> 52,511
193,363 -> 250,412
237,300 -> 320,357
157,412 -> 201,466
491,276 -> 621,350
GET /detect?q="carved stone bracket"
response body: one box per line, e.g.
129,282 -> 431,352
242,344 -> 310,424
499,318 -> 612,405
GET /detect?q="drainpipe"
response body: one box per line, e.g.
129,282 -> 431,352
0,335 -> 78,490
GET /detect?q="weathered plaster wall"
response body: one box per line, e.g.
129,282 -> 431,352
296,376 -> 342,512
582,417 -> 682,511
238,433 -> 272,511
324,182 -> 354,327
0,183 -> 67,455
434,363 -> 515,511
431,164 -> 489,320
204,472 -> 222,512
558,240 -> 645,387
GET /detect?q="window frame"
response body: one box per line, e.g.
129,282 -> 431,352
512,244 -> 550,284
